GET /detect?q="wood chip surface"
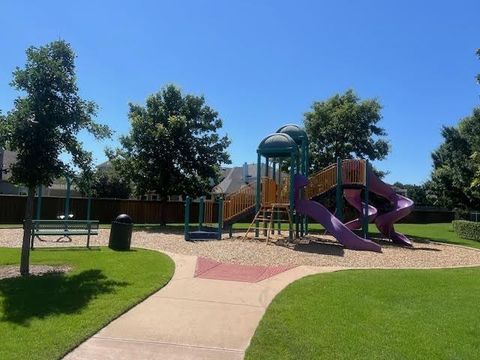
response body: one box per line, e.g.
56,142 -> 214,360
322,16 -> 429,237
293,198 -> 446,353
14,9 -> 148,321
1,229 -> 480,269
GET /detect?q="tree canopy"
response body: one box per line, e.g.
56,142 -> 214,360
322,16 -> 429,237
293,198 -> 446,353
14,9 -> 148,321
393,182 -> 431,207
1,40 -> 110,274
427,49 -> 480,211
108,84 -> 230,221
472,48 -> 480,189
304,89 -> 389,172
427,109 -> 480,210
89,165 -> 132,199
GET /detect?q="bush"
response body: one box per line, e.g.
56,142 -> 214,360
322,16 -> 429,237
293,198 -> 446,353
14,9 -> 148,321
452,220 -> 480,241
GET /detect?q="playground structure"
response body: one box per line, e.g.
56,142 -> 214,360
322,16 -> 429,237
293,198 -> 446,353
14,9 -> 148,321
184,124 -> 414,252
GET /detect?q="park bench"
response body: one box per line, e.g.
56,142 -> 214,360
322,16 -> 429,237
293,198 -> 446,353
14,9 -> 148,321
30,219 -> 99,249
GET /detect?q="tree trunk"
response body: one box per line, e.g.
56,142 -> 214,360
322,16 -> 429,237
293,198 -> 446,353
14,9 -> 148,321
20,187 -> 35,276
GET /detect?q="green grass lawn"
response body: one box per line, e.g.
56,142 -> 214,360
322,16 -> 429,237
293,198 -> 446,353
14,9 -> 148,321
381,223 -> 480,249
0,247 -> 174,360
246,267 -> 480,360
234,222 -> 480,249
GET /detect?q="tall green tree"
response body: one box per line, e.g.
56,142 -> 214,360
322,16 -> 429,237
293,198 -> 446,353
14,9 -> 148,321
472,48 -> 480,188
428,49 -> 480,210
1,41 -> 110,275
392,182 -> 431,206
108,84 -> 230,224
89,166 -> 132,199
304,89 -> 389,172
427,114 -> 480,209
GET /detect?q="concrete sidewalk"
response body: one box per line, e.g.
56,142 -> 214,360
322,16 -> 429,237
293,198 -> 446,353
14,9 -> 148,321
65,252 -> 340,360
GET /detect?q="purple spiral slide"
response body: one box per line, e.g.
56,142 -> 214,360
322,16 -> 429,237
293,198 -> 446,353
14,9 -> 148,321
343,189 -> 378,230
295,175 -> 382,252
367,171 -> 414,246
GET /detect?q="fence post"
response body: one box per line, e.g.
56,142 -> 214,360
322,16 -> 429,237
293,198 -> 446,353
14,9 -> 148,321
198,196 -> 204,230
362,160 -> 370,238
184,196 -> 191,240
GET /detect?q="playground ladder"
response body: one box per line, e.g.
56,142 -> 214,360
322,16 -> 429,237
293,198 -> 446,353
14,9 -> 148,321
242,204 -> 292,244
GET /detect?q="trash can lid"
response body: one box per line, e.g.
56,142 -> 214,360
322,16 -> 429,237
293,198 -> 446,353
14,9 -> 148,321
115,214 -> 133,224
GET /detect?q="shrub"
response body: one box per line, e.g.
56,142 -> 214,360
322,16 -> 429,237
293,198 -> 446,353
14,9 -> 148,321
452,220 -> 480,241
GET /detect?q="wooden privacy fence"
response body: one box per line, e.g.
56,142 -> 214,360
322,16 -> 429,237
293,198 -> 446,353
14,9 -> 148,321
0,195 -> 198,224
0,194 -> 455,225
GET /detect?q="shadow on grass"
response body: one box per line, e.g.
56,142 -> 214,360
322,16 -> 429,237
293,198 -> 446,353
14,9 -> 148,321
0,269 -> 128,325
33,247 -> 102,252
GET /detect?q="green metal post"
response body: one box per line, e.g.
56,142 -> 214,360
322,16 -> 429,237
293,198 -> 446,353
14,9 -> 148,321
255,153 -> 261,238
184,196 -> 191,240
335,157 -> 344,222
277,160 -> 282,235
289,153 -> 295,240
362,161 -> 370,238
272,161 -> 276,181
198,196 -> 205,230
36,186 -> 42,220
304,140 -> 309,234
272,161 -> 277,235
263,157 -> 269,236
295,154 -> 300,238
65,176 -> 71,219
217,197 -> 224,240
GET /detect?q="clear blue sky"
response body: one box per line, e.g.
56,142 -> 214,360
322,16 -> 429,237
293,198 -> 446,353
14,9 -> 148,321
1,0 -> 479,185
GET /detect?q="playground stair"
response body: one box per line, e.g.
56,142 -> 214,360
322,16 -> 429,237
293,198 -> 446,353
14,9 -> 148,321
223,184 -> 256,224
243,204 -> 292,244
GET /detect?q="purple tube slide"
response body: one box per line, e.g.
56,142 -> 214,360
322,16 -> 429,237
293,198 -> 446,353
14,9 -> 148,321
367,171 -> 414,246
295,175 -> 382,252
343,189 -> 378,230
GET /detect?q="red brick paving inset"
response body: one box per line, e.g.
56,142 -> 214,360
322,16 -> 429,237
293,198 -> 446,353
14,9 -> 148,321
194,257 -> 294,283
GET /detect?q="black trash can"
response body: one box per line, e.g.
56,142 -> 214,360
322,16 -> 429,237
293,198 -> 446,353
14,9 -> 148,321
109,214 -> 133,251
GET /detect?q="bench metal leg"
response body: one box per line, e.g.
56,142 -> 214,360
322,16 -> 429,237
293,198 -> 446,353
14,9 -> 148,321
55,235 -> 72,242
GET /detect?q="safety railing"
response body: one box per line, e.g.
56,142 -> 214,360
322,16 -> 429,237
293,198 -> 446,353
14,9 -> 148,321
223,184 -> 256,221
306,159 -> 367,199
261,177 -> 278,206
342,159 -> 366,185
306,163 -> 337,198
204,199 -> 215,224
